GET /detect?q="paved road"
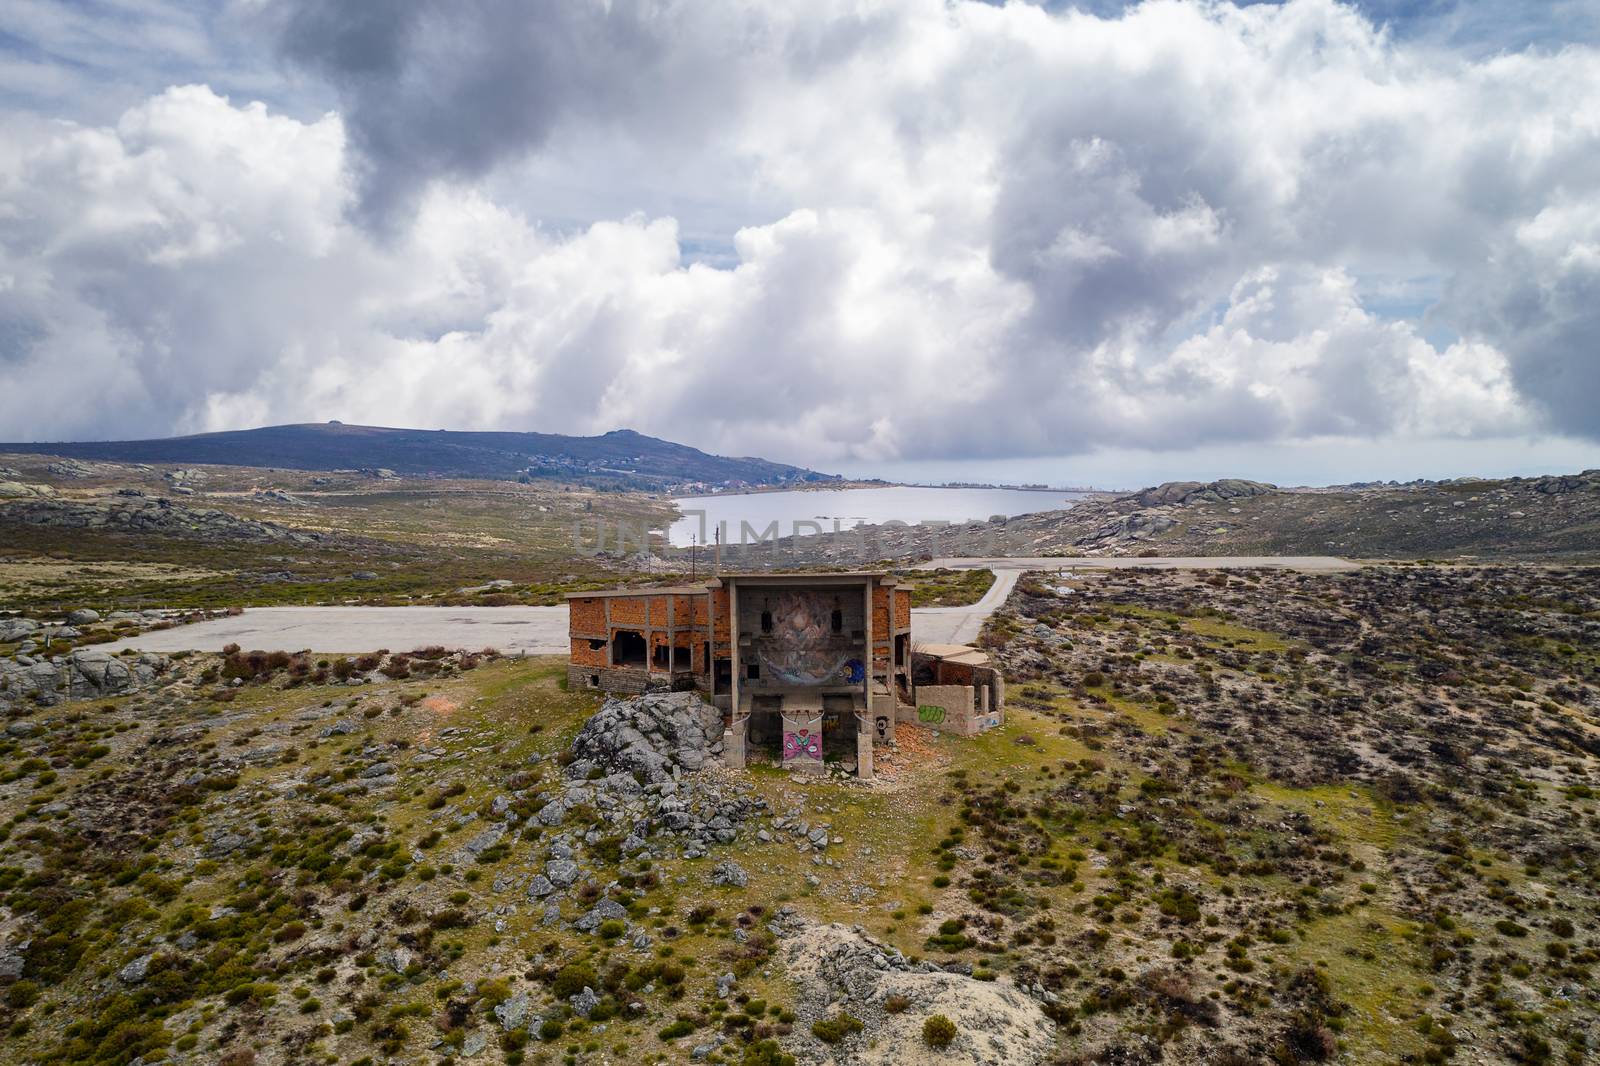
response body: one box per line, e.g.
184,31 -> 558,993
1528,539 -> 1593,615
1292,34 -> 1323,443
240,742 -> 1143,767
105,606 -> 573,656
105,556 -> 1356,655
909,568 -> 1022,646
924,555 -> 1358,572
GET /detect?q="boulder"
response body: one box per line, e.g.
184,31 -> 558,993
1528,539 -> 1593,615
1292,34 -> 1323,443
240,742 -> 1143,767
0,482 -> 54,499
711,861 -> 749,888
565,692 -> 724,786
0,618 -> 40,643
494,991 -> 530,1031
118,953 -> 154,985
570,986 -> 601,1018
1127,479 -> 1277,508
545,858 -> 581,888
782,921 -> 1056,1065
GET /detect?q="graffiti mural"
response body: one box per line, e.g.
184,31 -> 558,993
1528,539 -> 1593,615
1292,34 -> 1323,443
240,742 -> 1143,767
756,590 -> 855,685
918,704 -> 946,724
783,728 -> 822,762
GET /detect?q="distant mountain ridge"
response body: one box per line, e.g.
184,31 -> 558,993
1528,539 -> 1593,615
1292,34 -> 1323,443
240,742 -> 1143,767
0,422 -> 834,491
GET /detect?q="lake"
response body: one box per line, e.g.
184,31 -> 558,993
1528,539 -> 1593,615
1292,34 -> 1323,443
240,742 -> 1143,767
667,485 -> 1083,548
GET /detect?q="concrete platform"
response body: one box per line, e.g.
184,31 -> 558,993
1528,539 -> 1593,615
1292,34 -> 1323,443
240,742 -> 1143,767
103,556 -> 1356,655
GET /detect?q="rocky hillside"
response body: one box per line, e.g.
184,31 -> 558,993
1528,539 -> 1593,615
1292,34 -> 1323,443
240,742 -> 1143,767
0,648 -> 1067,1066
1,560 -> 1596,1064
769,472 -> 1600,563
973,562 -> 1600,1063
0,493 -> 329,546
0,422 -> 834,492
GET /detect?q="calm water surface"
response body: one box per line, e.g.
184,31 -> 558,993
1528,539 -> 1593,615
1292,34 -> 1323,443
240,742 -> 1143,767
668,485 -> 1083,547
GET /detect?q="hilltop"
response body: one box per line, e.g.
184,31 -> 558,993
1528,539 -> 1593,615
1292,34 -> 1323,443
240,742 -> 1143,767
770,473 -> 1600,564
0,423 -> 834,493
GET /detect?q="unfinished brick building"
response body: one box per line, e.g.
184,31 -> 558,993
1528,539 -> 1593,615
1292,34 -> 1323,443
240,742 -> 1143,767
568,572 -> 913,778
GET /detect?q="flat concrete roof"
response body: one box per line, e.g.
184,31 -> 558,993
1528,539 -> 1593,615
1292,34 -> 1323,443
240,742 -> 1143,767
564,584 -> 711,600
566,571 -> 900,600
916,643 -> 991,666
715,571 -> 897,586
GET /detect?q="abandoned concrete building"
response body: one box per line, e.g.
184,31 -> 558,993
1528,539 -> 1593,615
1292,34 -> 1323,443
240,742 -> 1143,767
567,571 -> 1003,779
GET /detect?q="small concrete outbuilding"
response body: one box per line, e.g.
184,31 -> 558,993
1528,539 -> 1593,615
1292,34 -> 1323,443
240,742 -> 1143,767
906,643 -> 1005,736
568,573 -> 913,778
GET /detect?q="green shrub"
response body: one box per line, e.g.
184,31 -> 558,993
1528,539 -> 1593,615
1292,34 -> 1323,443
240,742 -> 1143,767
658,1019 -> 695,1040
923,1014 -> 958,1048
551,963 -> 598,999
811,1013 -> 863,1044
740,1038 -> 796,1066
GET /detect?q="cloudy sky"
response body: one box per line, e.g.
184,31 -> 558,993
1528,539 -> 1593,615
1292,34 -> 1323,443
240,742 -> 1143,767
1,0 -> 1597,485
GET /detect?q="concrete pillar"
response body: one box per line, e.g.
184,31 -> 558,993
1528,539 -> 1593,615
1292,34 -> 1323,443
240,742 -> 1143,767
723,723 -> 746,769
856,729 -> 874,780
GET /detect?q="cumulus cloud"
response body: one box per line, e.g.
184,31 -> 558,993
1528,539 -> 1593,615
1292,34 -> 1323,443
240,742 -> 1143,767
0,0 -> 1596,470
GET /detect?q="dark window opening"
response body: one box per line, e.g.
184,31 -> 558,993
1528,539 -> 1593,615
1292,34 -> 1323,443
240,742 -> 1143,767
653,643 -> 670,669
673,645 -> 691,670
831,609 -> 842,633
894,633 -> 909,666
587,638 -> 606,651
747,662 -> 760,680
760,610 -> 773,633
714,658 -> 732,689
611,630 -> 646,667
588,674 -> 601,688
748,694 -> 784,753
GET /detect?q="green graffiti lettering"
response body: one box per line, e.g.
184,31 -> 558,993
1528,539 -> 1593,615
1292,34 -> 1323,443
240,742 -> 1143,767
918,705 -> 946,724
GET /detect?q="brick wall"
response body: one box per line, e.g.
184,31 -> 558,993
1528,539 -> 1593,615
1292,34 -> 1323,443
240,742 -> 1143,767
608,596 -> 650,626
570,636 -> 607,667
570,597 -> 606,636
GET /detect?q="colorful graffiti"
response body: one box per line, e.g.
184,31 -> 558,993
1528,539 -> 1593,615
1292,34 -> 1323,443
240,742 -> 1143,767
783,729 -> 822,761
757,590 -> 854,685
918,705 -> 946,724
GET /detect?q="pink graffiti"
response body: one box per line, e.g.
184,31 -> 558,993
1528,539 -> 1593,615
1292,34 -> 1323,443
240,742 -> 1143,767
783,729 -> 821,761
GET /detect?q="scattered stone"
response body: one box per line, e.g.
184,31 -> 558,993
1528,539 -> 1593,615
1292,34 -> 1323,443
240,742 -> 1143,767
710,860 -> 748,888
